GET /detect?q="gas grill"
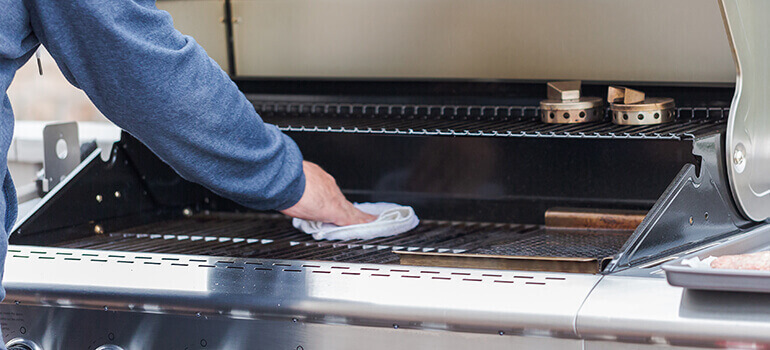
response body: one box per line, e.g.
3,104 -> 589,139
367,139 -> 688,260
4,1 -> 770,349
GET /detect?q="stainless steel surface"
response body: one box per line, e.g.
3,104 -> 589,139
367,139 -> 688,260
577,274 -> 770,347
42,122 -> 79,192
1,246 -> 599,339
156,0 -> 229,72
721,0 -> 770,222
229,0 -> 733,82
254,99 -> 728,140
663,224 -> 770,293
0,305 -> 580,350
540,81 -> 603,124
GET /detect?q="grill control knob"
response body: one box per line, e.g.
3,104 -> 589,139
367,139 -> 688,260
5,338 -> 42,350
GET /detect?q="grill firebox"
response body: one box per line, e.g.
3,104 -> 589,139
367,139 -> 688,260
11,82 -> 740,275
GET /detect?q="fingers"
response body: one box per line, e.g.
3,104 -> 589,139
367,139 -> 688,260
281,161 -> 376,226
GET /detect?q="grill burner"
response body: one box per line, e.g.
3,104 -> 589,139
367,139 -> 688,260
51,214 -> 630,270
540,81 -> 604,124
608,86 -> 676,125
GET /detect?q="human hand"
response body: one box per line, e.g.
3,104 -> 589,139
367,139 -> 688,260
280,161 -> 377,226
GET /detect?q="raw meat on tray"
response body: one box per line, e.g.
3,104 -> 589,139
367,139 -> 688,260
710,251 -> 770,271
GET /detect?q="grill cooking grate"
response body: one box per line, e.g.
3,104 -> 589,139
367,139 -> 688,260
466,229 -> 630,258
253,100 -> 728,140
53,214 -> 630,265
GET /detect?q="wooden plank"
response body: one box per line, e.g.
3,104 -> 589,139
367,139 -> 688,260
545,207 -> 646,231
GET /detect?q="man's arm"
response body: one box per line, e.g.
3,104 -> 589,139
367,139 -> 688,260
24,0 -> 373,224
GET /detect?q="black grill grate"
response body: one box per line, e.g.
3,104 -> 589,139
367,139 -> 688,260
467,229 -> 630,258
253,100 -> 728,140
53,214 -> 631,264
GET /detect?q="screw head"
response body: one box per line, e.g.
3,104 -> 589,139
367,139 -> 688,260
183,208 -> 193,217
114,191 -> 122,198
733,144 -> 747,173
96,194 -> 103,203
94,225 -> 105,234
733,149 -> 744,165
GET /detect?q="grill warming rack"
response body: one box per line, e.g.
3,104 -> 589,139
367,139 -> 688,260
255,101 -> 728,140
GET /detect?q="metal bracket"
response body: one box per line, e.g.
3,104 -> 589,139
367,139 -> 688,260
42,122 -> 80,192
607,132 -> 752,272
12,133 -> 229,245
720,0 -> 770,221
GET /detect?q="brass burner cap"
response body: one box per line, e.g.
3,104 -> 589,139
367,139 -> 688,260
540,97 -> 604,123
608,86 -> 675,125
540,81 -> 604,124
610,97 -> 675,125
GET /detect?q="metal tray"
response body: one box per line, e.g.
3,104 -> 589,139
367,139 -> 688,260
663,225 -> 770,293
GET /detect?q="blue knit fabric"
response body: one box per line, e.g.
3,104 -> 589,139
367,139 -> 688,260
0,0 -> 306,309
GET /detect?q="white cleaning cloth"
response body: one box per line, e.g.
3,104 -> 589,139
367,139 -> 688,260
293,202 -> 419,241
681,256 -> 718,269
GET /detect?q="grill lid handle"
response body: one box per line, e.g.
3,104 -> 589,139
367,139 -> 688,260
720,0 -> 770,221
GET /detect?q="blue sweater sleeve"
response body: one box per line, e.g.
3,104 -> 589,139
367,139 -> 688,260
23,0 -> 305,210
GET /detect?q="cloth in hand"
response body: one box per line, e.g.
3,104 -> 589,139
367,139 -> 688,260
293,202 -> 419,240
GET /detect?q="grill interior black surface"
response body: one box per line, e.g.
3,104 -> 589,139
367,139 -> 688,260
51,213 -> 631,264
